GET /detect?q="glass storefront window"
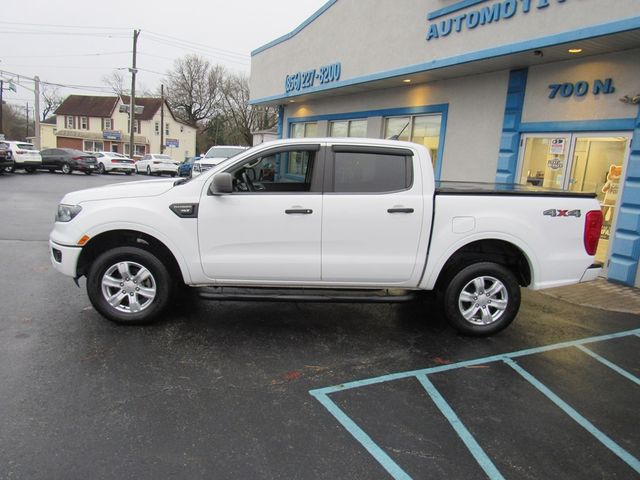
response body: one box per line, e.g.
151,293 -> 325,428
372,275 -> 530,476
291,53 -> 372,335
384,114 -> 442,168
330,119 -> 368,137
330,121 -> 348,137
83,140 -> 104,152
291,122 -> 318,138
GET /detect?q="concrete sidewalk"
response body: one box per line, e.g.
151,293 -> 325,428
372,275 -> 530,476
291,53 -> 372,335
541,277 -> 640,315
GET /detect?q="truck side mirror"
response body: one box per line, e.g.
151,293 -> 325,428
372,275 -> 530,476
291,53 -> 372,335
209,172 -> 234,195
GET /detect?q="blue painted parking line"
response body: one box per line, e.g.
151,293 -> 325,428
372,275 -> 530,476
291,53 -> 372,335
310,390 -> 411,480
311,328 -> 640,396
504,357 -> 640,474
576,344 -> 640,386
310,328 -> 640,479
417,374 -> 505,480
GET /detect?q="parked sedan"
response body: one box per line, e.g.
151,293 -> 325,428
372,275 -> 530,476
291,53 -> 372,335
0,142 -> 14,173
135,153 -> 179,176
93,152 -> 135,175
40,148 -> 98,175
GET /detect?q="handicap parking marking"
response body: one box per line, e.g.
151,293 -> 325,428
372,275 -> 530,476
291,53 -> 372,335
309,328 -> 640,480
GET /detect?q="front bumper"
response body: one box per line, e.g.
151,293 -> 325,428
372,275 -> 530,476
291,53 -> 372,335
49,240 -> 82,278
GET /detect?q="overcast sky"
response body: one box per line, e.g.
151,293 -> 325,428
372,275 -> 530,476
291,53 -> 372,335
0,0 -> 328,110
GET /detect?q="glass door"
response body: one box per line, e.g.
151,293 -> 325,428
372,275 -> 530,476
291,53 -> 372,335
517,135 -> 572,189
567,134 -> 630,265
518,133 -> 631,267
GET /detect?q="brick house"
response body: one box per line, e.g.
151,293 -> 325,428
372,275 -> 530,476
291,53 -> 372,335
52,95 -> 197,161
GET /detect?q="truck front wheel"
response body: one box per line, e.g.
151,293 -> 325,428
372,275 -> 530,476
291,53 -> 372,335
86,246 -> 172,325
441,262 -> 520,336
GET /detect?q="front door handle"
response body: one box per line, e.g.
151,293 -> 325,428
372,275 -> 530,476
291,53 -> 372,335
285,209 -> 313,215
387,208 -> 414,214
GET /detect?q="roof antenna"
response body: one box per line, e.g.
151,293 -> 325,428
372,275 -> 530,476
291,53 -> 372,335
388,121 -> 410,140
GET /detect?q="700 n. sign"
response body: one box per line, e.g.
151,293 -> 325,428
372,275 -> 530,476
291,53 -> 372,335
548,78 -> 615,99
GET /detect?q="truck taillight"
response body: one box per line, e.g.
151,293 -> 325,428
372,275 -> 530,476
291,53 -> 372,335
584,210 -> 603,256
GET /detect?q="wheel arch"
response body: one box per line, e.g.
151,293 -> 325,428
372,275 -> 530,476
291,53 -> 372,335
429,238 -> 534,291
76,229 -> 188,285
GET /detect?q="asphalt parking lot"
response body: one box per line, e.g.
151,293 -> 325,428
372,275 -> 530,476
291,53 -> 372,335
1,170 -> 639,480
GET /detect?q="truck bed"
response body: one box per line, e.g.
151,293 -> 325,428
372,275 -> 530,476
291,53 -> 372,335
435,181 -> 597,198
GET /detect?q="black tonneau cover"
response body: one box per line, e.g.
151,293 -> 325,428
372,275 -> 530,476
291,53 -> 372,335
435,181 -> 597,198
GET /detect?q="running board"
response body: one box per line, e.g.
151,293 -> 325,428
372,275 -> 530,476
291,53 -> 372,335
198,287 -> 417,304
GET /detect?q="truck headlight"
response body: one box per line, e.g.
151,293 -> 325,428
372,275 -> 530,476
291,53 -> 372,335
56,204 -> 82,222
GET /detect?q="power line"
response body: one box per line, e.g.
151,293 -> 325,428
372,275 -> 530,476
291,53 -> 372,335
143,36 -> 249,66
145,31 -> 248,60
1,51 -> 131,59
0,30 -> 130,37
0,20 -> 129,30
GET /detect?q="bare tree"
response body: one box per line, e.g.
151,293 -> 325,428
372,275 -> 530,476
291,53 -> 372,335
102,71 -> 129,96
40,84 -> 63,121
164,55 -> 225,126
1,103 -> 31,141
222,73 -> 277,146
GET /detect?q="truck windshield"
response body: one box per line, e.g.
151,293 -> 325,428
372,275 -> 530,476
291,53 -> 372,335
204,147 -> 245,159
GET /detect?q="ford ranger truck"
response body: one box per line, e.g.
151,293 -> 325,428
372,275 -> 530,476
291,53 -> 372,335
49,138 -> 603,336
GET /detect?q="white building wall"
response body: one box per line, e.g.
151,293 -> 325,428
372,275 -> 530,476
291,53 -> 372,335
284,70 -> 509,182
522,48 -> 640,123
140,110 -> 197,162
251,0 -> 640,101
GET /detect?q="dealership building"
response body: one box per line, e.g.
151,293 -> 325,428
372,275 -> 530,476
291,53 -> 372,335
250,0 -> 640,287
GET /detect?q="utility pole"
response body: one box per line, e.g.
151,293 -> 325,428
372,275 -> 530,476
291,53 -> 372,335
34,76 -> 40,149
160,84 -> 165,153
129,29 -> 140,159
25,102 -> 29,138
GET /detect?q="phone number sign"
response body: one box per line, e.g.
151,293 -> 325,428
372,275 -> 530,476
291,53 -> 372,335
285,62 -> 341,94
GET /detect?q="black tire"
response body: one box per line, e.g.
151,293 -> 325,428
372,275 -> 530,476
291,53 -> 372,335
5,165 -> 15,173
49,168 -> 56,173
25,167 -> 36,173
61,163 -> 72,174
86,246 -> 173,325
440,262 -> 520,336
97,163 -> 106,175
125,171 -> 132,176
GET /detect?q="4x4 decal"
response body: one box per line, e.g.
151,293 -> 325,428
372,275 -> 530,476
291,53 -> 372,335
543,209 -> 581,218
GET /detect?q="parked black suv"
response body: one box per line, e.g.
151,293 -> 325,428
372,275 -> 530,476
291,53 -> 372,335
0,142 -> 14,173
40,148 -> 97,175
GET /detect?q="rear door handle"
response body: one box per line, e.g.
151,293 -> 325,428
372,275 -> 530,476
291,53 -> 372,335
387,208 -> 414,214
285,209 -> 313,215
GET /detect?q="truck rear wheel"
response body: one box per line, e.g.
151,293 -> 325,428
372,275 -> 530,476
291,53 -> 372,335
441,262 -> 520,336
86,246 -> 172,325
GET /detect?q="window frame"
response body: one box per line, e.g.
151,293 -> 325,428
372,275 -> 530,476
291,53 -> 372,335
83,140 -> 104,152
329,119 -> 368,138
324,145 -> 416,195
219,144 -> 325,195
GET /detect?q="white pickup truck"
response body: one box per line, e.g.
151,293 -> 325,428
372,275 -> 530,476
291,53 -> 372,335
49,138 -> 603,335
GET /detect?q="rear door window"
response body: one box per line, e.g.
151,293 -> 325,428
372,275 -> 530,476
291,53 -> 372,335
331,150 -> 413,193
